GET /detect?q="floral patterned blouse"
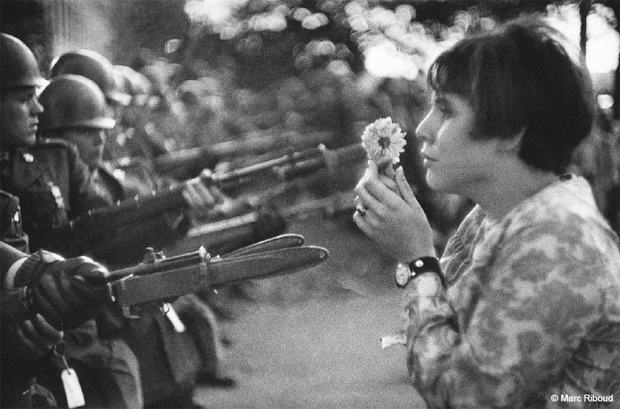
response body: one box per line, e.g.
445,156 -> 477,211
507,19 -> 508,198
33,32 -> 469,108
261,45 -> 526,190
402,175 -> 620,408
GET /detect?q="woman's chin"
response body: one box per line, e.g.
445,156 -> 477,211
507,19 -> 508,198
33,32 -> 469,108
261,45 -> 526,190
425,171 -> 445,192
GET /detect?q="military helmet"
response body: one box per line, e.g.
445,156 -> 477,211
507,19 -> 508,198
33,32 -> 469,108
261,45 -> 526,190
1,33 -> 45,89
38,74 -> 116,131
115,65 -> 152,106
49,50 -> 131,106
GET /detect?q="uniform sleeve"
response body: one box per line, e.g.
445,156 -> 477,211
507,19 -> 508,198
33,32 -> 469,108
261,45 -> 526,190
0,242 -> 28,289
0,191 -> 29,253
67,145 -> 111,215
404,220 -> 608,408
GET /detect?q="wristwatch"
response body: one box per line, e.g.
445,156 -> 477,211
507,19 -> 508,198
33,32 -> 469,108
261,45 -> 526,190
395,256 -> 445,288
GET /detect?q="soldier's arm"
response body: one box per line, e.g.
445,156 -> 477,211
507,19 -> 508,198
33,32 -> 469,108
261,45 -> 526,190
1,243 -> 63,362
67,143 -> 111,215
1,242 -> 28,289
0,190 -> 30,253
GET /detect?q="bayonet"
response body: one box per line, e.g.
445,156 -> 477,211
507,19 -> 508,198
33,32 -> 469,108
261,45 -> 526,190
109,245 -> 328,308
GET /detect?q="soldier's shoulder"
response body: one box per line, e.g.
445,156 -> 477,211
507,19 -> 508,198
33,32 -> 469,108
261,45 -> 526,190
0,189 -> 19,200
113,156 -> 154,172
33,137 -> 74,150
31,138 -> 79,162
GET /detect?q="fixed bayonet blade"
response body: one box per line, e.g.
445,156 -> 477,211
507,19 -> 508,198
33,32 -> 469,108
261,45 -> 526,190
223,234 -> 305,258
110,245 -> 328,307
209,245 -> 328,286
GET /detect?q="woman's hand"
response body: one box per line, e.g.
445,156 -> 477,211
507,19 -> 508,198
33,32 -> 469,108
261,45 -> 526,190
353,162 -> 435,263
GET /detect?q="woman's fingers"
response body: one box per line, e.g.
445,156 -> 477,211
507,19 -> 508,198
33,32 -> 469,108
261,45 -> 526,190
396,167 -> 418,207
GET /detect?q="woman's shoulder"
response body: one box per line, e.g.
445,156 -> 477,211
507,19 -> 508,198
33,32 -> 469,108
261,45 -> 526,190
503,176 -> 618,250
490,177 -> 620,294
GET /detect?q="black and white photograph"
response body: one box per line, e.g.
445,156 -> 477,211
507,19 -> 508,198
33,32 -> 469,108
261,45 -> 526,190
1,0 -> 619,408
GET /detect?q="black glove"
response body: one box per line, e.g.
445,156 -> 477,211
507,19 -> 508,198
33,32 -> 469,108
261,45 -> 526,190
19,251 -> 111,330
8,314 -> 64,364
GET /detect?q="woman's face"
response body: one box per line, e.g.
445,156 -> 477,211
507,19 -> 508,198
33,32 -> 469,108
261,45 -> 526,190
415,92 -> 497,196
62,128 -> 106,169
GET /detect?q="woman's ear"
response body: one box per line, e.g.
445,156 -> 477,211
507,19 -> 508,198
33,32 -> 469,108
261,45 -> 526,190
495,128 -> 525,154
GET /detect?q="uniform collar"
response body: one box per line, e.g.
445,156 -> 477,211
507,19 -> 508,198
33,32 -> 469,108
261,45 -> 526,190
0,147 -> 34,164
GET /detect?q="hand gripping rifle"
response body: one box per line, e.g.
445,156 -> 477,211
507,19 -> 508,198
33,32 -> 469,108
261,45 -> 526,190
1,234 -> 328,327
35,143 -> 365,256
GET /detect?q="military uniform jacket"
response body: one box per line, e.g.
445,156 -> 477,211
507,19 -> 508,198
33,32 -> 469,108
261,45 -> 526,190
0,190 -> 29,253
0,138 -> 110,252
87,161 -> 188,267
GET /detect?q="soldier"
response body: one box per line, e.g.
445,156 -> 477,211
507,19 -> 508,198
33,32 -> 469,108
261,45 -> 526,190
113,64 -> 166,161
37,73 -> 233,407
0,32 -> 143,409
1,241 -> 114,408
50,50 -> 172,162
37,73 -> 220,262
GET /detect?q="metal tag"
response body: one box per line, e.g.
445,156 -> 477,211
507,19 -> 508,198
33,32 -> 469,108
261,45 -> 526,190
61,368 -> 85,408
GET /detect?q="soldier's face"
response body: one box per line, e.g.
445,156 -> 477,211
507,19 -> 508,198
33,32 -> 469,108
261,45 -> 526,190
62,128 -> 106,169
0,87 -> 44,147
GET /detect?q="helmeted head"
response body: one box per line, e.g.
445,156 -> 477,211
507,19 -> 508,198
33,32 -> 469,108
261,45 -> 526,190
49,49 -> 131,111
39,74 -> 115,168
115,65 -> 152,104
1,33 -> 46,89
114,65 -> 153,126
1,33 -> 45,148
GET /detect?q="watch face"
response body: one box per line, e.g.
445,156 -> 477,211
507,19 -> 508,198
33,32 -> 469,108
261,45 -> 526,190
395,263 -> 412,287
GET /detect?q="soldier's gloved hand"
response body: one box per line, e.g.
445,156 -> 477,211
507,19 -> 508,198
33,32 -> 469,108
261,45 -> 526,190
252,204 -> 288,242
22,251 -> 112,330
10,314 -> 63,364
182,173 -> 223,212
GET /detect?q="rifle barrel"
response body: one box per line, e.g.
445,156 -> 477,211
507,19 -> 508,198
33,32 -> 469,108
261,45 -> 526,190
108,247 -> 208,281
276,144 -> 366,181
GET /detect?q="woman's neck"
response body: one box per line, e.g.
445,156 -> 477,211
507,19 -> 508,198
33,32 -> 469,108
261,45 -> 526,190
468,159 -> 559,222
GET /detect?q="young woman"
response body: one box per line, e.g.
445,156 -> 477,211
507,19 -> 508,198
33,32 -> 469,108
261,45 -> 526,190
354,17 -> 620,408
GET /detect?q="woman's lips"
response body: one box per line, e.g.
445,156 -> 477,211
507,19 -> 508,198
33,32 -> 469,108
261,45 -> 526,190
422,155 -> 437,168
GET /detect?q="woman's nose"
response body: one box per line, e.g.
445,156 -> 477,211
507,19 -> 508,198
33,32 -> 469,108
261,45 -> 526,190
415,112 -> 435,144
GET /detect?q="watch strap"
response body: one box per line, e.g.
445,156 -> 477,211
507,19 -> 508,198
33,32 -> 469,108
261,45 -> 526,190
395,256 -> 445,288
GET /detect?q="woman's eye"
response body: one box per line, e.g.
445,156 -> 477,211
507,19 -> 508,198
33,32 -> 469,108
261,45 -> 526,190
437,105 -> 451,118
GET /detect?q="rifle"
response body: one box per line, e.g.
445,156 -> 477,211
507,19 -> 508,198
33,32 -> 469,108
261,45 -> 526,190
153,130 -> 335,178
166,190 -> 357,255
34,143 -> 365,256
1,234 -> 328,326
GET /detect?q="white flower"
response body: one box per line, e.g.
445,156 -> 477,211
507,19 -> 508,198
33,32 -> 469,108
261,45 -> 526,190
361,117 -> 407,165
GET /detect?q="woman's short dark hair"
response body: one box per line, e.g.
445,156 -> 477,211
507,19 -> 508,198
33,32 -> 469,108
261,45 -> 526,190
427,16 -> 595,174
